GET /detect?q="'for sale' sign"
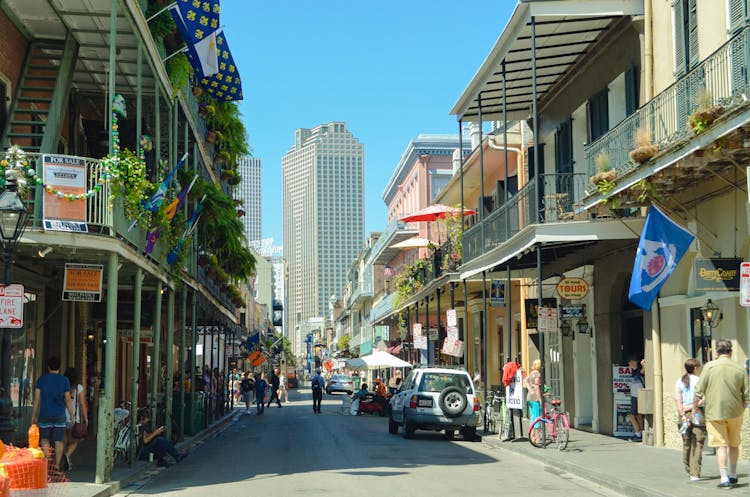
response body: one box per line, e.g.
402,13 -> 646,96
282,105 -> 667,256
0,284 -> 24,328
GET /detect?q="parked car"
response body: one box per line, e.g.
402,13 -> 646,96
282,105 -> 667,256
388,366 -> 479,440
326,374 -> 354,395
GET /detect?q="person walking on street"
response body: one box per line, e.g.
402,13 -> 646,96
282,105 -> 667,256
266,369 -> 282,408
62,367 -> 88,471
311,370 -> 325,413
31,357 -> 74,469
674,358 -> 706,482
627,357 -> 646,442
254,373 -> 268,415
279,371 -> 289,403
695,339 -> 749,489
240,372 -> 254,413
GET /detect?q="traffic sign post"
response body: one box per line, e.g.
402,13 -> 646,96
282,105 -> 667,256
740,262 -> 750,307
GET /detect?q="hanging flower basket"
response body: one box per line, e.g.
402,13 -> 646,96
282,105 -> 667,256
206,130 -> 217,143
589,169 -> 616,186
688,105 -> 725,133
629,144 -> 659,164
192,86 -> 203,97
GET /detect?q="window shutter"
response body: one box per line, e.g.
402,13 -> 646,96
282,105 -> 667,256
674,0 -> 687,77
555,118 -> 573,174
625,65 -> 640,115
588,89 -> 609,142
527,143 -> 545,179
728,0 -> 746,34
687,0 -> 699,69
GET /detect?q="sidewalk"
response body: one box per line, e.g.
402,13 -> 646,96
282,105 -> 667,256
482,428 -> 749,497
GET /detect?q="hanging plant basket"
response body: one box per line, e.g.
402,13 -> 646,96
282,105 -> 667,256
589,169 -> 616,186
206,130 -> 217,144
629,144 -> 659,164
192,86 -> 203,97
688,105 -> 725,133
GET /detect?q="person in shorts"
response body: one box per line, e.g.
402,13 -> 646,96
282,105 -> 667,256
240,372 -> 254,413
695,339 -> 749,489
32,357 -> 74,469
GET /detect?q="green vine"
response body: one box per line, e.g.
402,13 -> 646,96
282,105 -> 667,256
166,52 -> 192,92
146,4 -> 177,40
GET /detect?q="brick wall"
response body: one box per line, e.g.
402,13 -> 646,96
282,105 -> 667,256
0,10 -> 28,94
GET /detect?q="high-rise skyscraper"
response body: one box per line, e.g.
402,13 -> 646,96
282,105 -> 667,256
282,122 -> 364,354
236,156 -> 262,243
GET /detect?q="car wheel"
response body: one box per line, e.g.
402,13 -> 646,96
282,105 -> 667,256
403,409 -> 415,439
461,426 -> 477,441
438,386 -> 467,418
388,414 -> 398,434
444,429 -> 455,440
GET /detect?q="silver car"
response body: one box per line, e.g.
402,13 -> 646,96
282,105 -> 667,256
325,374 -> 354,395
388,366 -> 479,440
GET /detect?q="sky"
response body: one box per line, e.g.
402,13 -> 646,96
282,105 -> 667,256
221,2 -> 514,245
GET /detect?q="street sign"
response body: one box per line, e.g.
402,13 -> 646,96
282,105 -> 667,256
0,284 -> 24,328
740,262 -> 750,307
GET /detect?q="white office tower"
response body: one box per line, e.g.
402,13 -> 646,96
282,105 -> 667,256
236,156 -> 262,243
282,122 -> 364,352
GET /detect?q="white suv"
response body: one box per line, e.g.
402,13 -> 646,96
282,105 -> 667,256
388,366 -> 480,440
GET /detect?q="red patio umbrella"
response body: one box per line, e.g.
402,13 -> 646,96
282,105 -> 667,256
400,204 -> 475,223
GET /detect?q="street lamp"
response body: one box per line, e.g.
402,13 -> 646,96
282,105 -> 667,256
700,299 -> 722,329
0,172 -> 31,444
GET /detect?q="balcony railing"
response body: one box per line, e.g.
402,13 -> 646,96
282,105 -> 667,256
584,27 -> 750,182
368,217 -> 410,263
463,173 -> 586,262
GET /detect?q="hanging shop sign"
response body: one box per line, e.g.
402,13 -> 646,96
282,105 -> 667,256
0,284 -> 24,328
524,298 -> 557,330
490,280 -> 505,306
560,304 -> 586,319
42,155 -> 88,232
62,263 -> 103,302
694,258 -> 740,291
556,277 -> 589,300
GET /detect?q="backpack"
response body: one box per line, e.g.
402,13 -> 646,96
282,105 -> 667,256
312,376 -> 324,389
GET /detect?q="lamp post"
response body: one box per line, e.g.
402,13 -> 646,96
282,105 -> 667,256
700,299 -> 722,360
0,172 -> 31,444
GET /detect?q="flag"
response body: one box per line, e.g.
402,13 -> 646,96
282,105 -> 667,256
145,175 -> 197,254
247,332 -> 260,350
628,206 -> 694,310
166,196 -> 205,265
142,153 -> 188,213
196,33 -> 243,102
169,0 -> 220,78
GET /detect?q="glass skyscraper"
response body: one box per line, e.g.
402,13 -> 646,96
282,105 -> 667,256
236,156 -> 262,243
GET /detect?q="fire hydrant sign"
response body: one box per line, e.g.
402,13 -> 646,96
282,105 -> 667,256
740,262 -> 750,307
63,263 -> 103,302
0,284 -> 24,328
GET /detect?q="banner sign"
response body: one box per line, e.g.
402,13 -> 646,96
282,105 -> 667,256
413,334 -> 428,350
63,263 -> 103,302
556,277 -> 589,300
490,280 -> 505,306
694,258 -> 740,291
524,298 -> 557,329
560,304 -> 586,319
506,370 -> 524,410
0,284 -> 24,328
741,262 -> 750,307
42,155 -> 88,232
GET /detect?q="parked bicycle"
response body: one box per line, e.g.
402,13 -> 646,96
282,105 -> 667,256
528,396 -> 570,450
477,390 -> 510,439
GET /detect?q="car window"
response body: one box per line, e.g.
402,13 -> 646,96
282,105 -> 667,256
402,372 -> 416,390
333,375 -> 351,381
418,373 -> 471,393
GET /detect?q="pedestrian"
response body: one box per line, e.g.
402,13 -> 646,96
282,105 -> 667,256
31,357 -> 74,469
240,372 -> 254,413
266,369 -> 282,408
311,369 -> 325,413
279,371 -> 290,403
695,339 -> 749,489
62,367 -> 88,471
373,377 -> 387,397
525,359 -> 542,445
627,357 -> 645,442
674,358 -> 706,482
254,372 -> 267,414
137,411 -> 185,467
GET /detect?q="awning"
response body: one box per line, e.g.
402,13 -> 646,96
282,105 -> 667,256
450,0 -> 644,122
460,218 -> 644,280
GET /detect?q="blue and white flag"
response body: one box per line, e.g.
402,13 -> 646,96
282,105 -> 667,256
628,206 -> 694,310
196,33 -> 243,102
169,0 -> 220,78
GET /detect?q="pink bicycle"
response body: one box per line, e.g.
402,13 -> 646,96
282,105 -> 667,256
528,397 -> 570,450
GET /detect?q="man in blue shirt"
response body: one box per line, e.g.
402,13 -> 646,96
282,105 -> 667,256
254,372 -> 268,415
32,357 -> 74,469
311,370 -> 325,414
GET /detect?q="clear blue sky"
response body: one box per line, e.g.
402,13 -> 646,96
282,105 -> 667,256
222,2 -> 514,245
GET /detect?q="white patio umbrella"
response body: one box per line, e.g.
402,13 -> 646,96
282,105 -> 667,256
359,350 -> 412,368
346,357 -> 367,370
390,236 -> 432,249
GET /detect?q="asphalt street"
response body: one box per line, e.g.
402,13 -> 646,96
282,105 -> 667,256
111,394 -> 625,497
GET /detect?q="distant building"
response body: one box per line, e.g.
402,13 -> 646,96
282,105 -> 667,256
236,156 -> 262,243
282,122 -> 364,356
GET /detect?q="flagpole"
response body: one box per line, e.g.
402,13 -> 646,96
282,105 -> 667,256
146,2 -> 177,23
162,46 -> 188,64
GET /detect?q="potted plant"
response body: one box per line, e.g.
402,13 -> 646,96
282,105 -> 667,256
589,151 -> 616,194
629,128 -> 659,164
206,129 -> 218,144
192,85 -> 203,97
688,89 -> 724,134
199,103 -> 215,119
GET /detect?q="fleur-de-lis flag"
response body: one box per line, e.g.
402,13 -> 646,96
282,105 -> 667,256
170,0 -> 220,78
197,33 -> 243,102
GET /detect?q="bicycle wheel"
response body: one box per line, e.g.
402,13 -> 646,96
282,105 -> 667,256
554,414 -> 569,450
498,401 -> 511,440
528,418 -> 553,448
486,408 -> 497,433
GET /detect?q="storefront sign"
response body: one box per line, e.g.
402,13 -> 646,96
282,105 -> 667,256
42,154 -> 88,232
490,280 -> 505,306
524,298 -> 557,330
560,304 -> 586,319
740,262 -> 750,307
613,365 -> 635,437
63,263 -> 103,302
694,258 -> 740,291
0,284 -> 24,328
556,277 -> 589,300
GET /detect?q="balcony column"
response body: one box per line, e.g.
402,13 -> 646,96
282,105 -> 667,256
536,244 -> 546,442
165,288 -> 175,439
502,60 -> 509,240
478,93 -> 486,250
190,291 -> 197,432
179,286 -> 187,441
107,0 -> 117,156
151,281 -> 163,418
458,119 -> 465,239
209,322 -> 215,423
154,72 -> 161,166
425,297 -> 431,363
436,287 -> 442,365
462,279 -> 468,365
136,40 -> 142,153
506,265 -> 512,360
129,267 -> 143,464
531,15 -> 542,220
481,270 -> 488,430
95,252 -> 118,483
